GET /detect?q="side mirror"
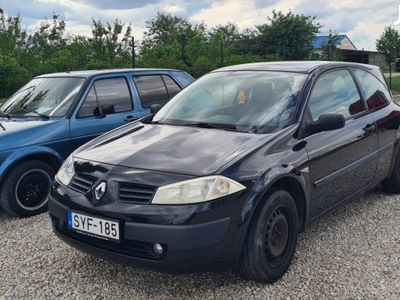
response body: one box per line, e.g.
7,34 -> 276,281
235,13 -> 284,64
101,104 -> 115,115
150,103 -> 162,114
305,114 -> 345,137
93,104 -> 115,117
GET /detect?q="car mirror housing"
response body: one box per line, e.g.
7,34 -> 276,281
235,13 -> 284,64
304,114 -> 345,137
150,103 -> 163,114
101,104 -> 115,115
93,104 -> 115,117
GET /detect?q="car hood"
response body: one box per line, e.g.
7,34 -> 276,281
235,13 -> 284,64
0,118 -> 69,151
75,124 -> 267,176
0,118 -> 51,133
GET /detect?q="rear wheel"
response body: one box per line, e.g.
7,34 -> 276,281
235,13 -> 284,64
382,149 -> 400,193
0,160 -> 55,217
239,189 -> 299,283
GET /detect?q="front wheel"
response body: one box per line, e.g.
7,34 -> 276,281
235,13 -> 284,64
239,189 -> 299,283
0,160 -> 55,217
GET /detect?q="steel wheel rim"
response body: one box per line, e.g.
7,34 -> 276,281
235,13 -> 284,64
15,169 -> 51,210
263,207 -> 290,268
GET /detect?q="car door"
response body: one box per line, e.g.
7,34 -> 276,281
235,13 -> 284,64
69,75 -> 142,150
303,68 -> 379,220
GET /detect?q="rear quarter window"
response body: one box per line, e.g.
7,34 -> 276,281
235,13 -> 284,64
353,68 -> 391,110
133,75 -> 182,108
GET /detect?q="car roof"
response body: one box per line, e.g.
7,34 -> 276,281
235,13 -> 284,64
212,61 -> 380,74
36,68 -> 186,78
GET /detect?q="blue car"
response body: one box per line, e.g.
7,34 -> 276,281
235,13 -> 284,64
0,68 -> 194,217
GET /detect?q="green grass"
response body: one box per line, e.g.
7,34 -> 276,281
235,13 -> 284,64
386,75 -> 400,95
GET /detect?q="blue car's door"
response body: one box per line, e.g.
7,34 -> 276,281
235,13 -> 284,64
69,75 -> 143,150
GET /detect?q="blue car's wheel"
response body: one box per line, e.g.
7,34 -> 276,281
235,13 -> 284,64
0,160 -> 55,217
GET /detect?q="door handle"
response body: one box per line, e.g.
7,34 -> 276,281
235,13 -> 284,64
124,115 -> 138,123
362,123 -> 376,134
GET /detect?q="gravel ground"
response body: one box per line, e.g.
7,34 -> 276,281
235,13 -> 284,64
0,187 -> 399,300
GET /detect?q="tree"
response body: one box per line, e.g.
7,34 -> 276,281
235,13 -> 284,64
0,7 -> 329,97
208,23 -> 241,67
138,40 -> 187,71
0,54 -> 29,97
376,26 -> 400,63
232,28 -> 261,56
64,35 -> 92,70
0,7 -> 30,96
256,10 -> 322,60
142,13 -> 197,47
321,30 -> 342,61
140,13 -> 201,65
26,13 -> 68,74
0,8 -> 28,56
210,22 -> 240,45
88,18 -> 133,68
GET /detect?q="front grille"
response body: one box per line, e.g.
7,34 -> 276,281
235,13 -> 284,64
53,219 -> 166,260
70,173 -> 96,194
118,183 -> 156,203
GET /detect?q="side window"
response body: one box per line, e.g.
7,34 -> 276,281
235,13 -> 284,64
78,77 -> 132,118
162,75 -> 182,98
133,75 -> 169,108
353,69 -> 391,110
308,69 -> 362,121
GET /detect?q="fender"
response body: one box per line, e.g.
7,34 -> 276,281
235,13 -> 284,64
384,126 -> 400,178
0,145 -> 64,182
239,163 -> 310,230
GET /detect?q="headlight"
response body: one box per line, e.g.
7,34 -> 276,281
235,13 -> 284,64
152,175 -> 246,205
56,155 -> 75,186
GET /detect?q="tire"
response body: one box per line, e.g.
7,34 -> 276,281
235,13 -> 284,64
0,160 -> 55,217
382,149 -> 400,193
239,189 -> 299,283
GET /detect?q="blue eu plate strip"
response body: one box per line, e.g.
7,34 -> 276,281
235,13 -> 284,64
67,211 -> 72,228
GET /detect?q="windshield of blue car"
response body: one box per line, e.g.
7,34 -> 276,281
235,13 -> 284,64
153,71 -> 307,134
0,77 -> 86,117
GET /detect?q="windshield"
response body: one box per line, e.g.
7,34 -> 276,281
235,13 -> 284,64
153,71 -> 307,134
0,77 -> 86,117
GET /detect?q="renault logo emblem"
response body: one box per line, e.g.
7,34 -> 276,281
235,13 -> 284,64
94,182 -> 107,201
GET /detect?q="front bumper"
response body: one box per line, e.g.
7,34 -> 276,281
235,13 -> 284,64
48,183 -> 250,273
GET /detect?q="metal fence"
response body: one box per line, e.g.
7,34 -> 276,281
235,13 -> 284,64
0,49 -> 397,102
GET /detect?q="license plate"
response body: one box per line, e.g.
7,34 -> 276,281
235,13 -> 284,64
67,211 -> 120,242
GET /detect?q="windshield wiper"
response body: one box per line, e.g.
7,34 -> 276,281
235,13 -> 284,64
0,109 -> 11,119
183,122 -> 241,131
19,108 -> 49,120
199,122 -> 237,130
151,120 -> 164,125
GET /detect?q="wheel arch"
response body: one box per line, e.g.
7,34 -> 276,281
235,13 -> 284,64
267,176 -> 307,232
384,135 -> 400,180
243,168 -> 309,234
0,147 -> 64,183
237,174 -> 306,282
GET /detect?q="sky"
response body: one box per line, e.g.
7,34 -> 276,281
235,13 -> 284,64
1,0 -> 398,51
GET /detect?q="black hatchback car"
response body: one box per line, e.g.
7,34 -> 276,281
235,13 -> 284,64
48,61 -> 400,283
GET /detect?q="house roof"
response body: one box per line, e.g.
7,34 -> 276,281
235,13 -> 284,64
313,35 -> 356,50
